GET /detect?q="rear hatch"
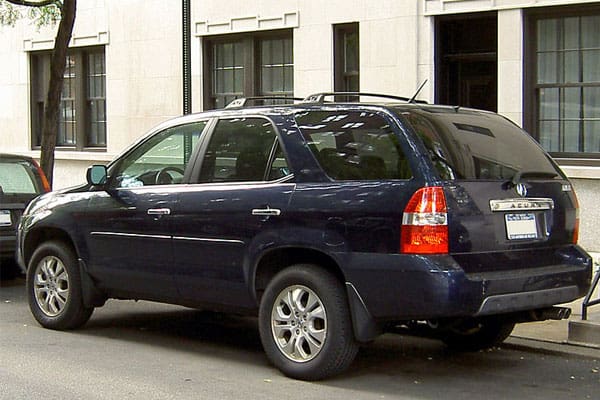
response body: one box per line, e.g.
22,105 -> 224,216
399,107 -> 578,272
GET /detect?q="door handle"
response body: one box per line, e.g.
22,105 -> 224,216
251,207 -> 281,216
147,208 -> 171,216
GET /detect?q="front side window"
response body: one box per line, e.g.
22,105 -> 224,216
295,110 -> 412,180
529,9 -> 600,157
204,31 -> 293,109
198,118 -> 289,183
112,121 -> 206,188
31,46 -> 107,150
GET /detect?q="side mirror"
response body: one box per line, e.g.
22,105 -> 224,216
86,165 -> 108,186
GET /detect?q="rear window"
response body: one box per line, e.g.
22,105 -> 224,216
400,107 -> 561,180
295,110 -> 412,180
0,161 -> 39,194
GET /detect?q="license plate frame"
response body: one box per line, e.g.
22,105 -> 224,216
0,210 -> 12,227
505,213 -> 538,240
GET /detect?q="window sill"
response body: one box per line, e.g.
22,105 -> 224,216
22,150 -> 115,163
559,165 -> 600,180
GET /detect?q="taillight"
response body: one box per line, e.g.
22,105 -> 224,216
572,191 -> 580,244
32,159 -> 51,192
401,186 -> 449,254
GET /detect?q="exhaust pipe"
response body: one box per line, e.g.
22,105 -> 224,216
529,306 -> 572,321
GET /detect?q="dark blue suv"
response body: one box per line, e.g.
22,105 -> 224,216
17,93 -> 591,380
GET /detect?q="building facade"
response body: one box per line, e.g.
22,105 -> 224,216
1,0 -> 600,252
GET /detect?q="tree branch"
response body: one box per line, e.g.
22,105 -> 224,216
4,0 -> 58,7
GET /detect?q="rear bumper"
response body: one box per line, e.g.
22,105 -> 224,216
342,245 -> 592,322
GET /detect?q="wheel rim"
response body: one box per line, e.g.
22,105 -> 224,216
33,255 -> 70,317
271,285 -> 327,363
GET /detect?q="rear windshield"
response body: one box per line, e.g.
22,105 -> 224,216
398,107 -> 561,181
0,160 -> 39,194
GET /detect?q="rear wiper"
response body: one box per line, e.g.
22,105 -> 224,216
507,170 -> 558,188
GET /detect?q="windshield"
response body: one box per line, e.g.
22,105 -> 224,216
398,107 -> 562,181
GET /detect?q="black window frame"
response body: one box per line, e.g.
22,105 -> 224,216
525,4 -> 600,162
30,45 -> 107,152
334,22 -> 360,98
202,30 -> 294,110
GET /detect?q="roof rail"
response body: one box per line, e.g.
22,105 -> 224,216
225,96 -> 304,109
302,92 -> 428,104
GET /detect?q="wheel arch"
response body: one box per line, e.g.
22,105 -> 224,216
23,227 -> 77,270
24,227 -> 105,308
252,246 -> 345,303
252,246 -> 380,343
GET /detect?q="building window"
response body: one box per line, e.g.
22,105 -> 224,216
334,23 -> 359,96
30,46 -> 106,150
203,30 -> 293,109
528,8 -> 600,157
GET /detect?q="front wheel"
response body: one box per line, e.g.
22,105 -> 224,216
258,264 -> 359,380
26,241 -> 93,330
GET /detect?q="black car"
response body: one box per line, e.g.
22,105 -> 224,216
17,93 -> 591,380
0,153 -> 50,278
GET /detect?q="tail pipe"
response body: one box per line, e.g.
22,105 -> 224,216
530,306 -> 572,321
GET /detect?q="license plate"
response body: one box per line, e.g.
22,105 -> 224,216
505,213 -> 538,240
0,210 -> 11,226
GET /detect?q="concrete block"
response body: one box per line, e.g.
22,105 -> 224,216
568,320 -> 600,348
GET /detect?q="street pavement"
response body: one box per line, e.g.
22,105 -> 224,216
1,276 -> 599,400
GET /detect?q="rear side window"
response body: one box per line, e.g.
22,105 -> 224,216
401,108 -> 561,181
0,160 -> 38,194
295,110 -> 412,180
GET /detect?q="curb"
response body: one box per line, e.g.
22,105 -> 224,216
505,336 -> 600,359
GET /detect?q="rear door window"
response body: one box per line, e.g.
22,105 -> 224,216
295,110 -> 412,180
198,117 -> 291,183
400,108 -> 561,180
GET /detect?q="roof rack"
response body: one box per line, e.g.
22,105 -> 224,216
225,96 -> 304,109
302,92 -> 428,105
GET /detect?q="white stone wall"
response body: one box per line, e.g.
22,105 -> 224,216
0,0 -> 182,188
191,0 -> 431,106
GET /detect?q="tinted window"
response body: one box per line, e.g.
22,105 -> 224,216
112,121 -> 206,188
295,110 -> 412,180
401,108 -> 561,180
199,118 -> 290,183
0,160 -> 38,194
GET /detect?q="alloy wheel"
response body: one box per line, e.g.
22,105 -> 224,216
270,284 -> 327,362
33,255 -> 70,317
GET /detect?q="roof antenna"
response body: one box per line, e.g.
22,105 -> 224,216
409,79 -> 428,103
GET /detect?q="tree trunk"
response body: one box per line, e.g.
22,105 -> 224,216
39,0 -> 77,188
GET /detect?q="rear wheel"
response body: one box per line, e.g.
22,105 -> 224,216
258,264 -> 359,380
26,241 -> 93,330
440,317 -> 515,351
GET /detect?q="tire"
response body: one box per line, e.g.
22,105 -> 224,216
440,317 -> 515,351
258,264 -> 359,380
26,241 -> 93,330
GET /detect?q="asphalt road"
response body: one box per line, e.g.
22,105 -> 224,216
1,276 -> 599,400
